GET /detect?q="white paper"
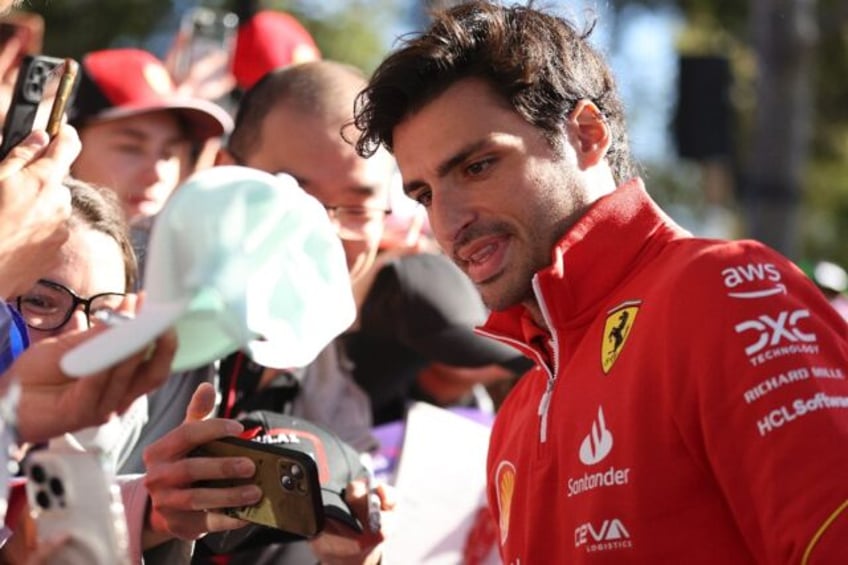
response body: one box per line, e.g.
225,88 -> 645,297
382,402 -> 500,564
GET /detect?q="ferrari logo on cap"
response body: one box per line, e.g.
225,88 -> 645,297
142,62 -> 174,95
601,300 -> 640,374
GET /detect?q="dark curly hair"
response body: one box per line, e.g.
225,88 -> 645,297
354,1 -> 636,185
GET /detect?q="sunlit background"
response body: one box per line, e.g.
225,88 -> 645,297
19,0 -> 848,277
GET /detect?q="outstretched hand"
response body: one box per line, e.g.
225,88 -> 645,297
10,322 -> 176,444
309,479 -> 396,565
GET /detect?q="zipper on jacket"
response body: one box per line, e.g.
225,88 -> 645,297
532,275 -> 559,444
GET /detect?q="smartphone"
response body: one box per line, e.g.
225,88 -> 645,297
173,7 -> 238,83
192,436 -> 325,538
24,448 -> 131,565
0,54 -> 77,159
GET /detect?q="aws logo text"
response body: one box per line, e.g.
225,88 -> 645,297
723,263 -> 786,299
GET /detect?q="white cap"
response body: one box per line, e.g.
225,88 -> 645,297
61,166 -> 355,376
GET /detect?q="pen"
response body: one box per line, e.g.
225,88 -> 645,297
360,452 -> 381,534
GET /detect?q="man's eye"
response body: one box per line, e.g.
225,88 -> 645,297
466,158 -> 494,176
413,190 -> 432,207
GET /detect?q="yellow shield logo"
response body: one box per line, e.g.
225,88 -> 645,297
601,301 -> 640,373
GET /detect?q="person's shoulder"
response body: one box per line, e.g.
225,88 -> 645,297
660,237 -> 804,295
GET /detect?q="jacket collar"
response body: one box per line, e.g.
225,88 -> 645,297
479,178 -> 690,353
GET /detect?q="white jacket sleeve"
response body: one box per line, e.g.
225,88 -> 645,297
117,475 -> 192,565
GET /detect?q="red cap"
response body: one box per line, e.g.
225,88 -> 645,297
71,48 -> 233,142
233,10 -> 321,91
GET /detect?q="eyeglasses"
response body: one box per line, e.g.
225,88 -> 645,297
16,279 -> 127,332
324,205 -> 391,241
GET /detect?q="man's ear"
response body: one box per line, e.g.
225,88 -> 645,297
568,100 -> 611,169
215,146 -> 238,166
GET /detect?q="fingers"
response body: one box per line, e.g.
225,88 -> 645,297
185,381 -> 216,423
0,130 -> 50,178
148,507 -> 249,541
143,415 -> 262,542
145,455 -> 255,488
31,124 -> 81,184
143,417 -> 243,465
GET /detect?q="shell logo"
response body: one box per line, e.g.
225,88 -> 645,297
495,460 -> 516,546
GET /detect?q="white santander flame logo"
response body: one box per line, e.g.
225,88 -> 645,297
579,407 -> 613,465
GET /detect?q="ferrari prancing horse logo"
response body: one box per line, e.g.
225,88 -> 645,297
601,301 -> 641,373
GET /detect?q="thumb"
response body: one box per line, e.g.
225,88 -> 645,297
185,381 -> 217,423
0,130 -> 49,178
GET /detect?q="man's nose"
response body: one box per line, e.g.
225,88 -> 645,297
429,183 -> 476,251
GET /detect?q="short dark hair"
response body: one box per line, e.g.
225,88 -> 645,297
65,177 -> 138,291
354,1 -> 636,185
228,61 -> 367,163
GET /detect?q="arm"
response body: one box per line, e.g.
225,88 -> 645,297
6,324 -> 176,445
668,243 -> 848,563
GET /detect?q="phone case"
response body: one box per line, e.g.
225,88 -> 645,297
24,449 -> 131,565
192,436 -> 325,538
0,54 -> 64,159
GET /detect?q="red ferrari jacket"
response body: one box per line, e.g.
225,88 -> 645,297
481,179 -> 848,564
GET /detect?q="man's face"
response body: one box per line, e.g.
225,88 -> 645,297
394,78 -> 587,312
243,104 -> 393,281
71,111 -> 192,223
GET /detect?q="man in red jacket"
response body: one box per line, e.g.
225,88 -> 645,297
353,1 -> 848,563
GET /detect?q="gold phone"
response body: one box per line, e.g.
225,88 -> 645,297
45,58 -> 78,138
191,436 -> 325,538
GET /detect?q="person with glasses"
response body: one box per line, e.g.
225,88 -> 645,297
193,60 -> 400,565
2,179 -> 264,564
16,280 -> 126,334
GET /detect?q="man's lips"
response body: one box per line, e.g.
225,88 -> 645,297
455,235 -> 510,284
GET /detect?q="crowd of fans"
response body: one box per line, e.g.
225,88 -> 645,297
0,1 -> 846,564
0,2 -> 528,564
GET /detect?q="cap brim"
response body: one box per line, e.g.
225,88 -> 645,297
87,98 -> 233,141
412,325 -> 529,370
59,300 -> 187,378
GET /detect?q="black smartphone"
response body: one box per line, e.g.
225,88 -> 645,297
191,436 -> 325,538
0,54 -> 76,159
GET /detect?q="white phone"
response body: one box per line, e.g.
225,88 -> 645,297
24,447 -> 131,565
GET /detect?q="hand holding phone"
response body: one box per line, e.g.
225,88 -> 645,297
24,448 -> 131,565
191,436 -> 325,538
171,7 -> 238,89
0,55 -> 78,159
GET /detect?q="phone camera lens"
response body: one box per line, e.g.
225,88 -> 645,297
290,464 -> 302,478
30,464 -> 47,483
281,475 -> 295,491
35,490 -> 50,509
49,477 -> 64,497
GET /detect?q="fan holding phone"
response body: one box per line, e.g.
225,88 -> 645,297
0,54 -> 78,159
